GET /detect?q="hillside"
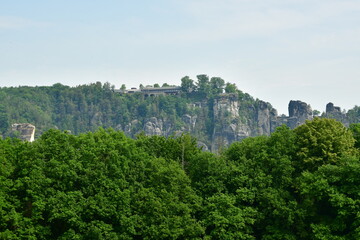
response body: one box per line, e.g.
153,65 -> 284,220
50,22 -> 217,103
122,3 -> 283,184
1,75 -> 359,152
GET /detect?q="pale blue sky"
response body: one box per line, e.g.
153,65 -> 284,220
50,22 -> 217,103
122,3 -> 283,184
1,0 -> 360,114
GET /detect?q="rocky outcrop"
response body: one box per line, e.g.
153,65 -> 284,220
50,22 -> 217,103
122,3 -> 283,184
182,114 -> 197,131
144,117 -> 164,136
124,120 -> 141,135
286,100 -> 313,128
193,97 -> 315,152
211,95 -> 252,152
256,101 -> 278,135
11,123 -> 36,142
213,94 -> 239,119
8,98 -> 350,153
325,102 -> 349,126
326,102 -> 341,114
120,97 -> 345,153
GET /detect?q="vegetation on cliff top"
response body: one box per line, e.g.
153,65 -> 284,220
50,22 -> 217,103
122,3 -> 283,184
1,75 -> 359,148
0,75 -> 259,141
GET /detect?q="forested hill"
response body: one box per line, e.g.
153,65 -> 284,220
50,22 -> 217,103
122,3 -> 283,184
1,75 -> 360,238
0,75 -> 360,151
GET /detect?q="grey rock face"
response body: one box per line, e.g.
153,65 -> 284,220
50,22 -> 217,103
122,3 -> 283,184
211,95 -> 252,152
142,117 -> 174,136
287,100 -> 313,128
326,102 -> 341,113
213,95 -> 239,119
182,114 -> 197,131
11,123 -> 36,142
256,101 -> 278,136
124,120 -> 140,135
325,102 -> 349,126
121,97 -> 331,153
144,117 -> 163,136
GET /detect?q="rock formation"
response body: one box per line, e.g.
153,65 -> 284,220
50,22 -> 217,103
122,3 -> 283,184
144,117 -> 164,136
256,101 -> 278,135
119,97 -> 320,152
182,114 -> 197,131
8,99 -> 352,152
286,100 -> 313,128
211,95 -> 250,152
325,102 -> 349,126
11,123 -> 36,142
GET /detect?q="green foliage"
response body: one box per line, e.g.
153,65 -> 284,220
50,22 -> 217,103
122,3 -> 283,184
313,109 -> 321,117
180,76 -> 195,93
2,78 -> 360,239
1,118 -> 360,239
0,104 -> 9,134
225,82 -> 237,93
210,77 -> 225,95
203,193 -> 256,239
347,105 -> 360,123
294,118 -> 356,172
224,133 -> 298,239
196,74 -> 211,98
0,77 -> 263,153
349,123 -> 360,149
297,158 -> 360,239
0,129 -> 204,239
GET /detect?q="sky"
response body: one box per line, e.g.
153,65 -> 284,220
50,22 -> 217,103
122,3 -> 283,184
1,0 -> 360,115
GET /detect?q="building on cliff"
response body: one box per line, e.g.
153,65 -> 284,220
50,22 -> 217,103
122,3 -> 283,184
116,86 -> 182,96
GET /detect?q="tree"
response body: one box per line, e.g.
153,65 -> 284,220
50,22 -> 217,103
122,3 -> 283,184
225,82 -> 237,93
297,158 -> 360,239
224,133 -> 298,239
137,103 -> 148,118
347,105 -> 360,123
202,193 -> 256,239
210,77 -> 225,95
312,110 -> 320,117
162,83 -> 170,87
293,118 -> 356,172
0,104 -> 9,135
196,74 -> 210,96
349,123 -> 360,149
120,84 -> 126,91
153,83 -> 160,88
180,76 -> 195,93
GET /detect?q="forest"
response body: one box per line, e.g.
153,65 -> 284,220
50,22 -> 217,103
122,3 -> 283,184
1,118 -> 360,239
1,76 -> 360,151
0,78 -> 249,135
0,76 -> 268,151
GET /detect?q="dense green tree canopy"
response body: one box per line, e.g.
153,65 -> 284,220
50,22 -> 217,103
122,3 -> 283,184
1,118 -> 360,239
294,118 -> 356,172
349,123 -> 360,149
1,81 -> 360,239
180,76 -> 195,93
225,82 -> 237,93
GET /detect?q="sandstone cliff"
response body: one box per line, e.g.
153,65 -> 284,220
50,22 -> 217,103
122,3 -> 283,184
116,96 -> 316,152
324,102 -> 349,126
11,123 -> 36,142
2,84 -> 357,152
